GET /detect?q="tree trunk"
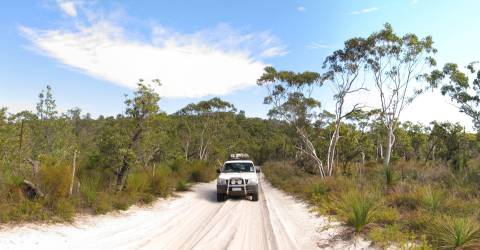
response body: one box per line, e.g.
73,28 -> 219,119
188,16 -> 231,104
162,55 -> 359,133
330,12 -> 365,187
18,120 -> 24,168
184,141 -> 189,160
116,156 -> 130,191
361,151 -> 365,166
384,125 -> 395,168
432,144 -> 436,162
327,122 -> 340,176
296,127 -> 326,178
116,126 -> 142,191
69,150 -> 77,197
378,141 -> 384,160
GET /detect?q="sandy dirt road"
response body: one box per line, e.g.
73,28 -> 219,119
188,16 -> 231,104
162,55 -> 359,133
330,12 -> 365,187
0,175 -> 371,250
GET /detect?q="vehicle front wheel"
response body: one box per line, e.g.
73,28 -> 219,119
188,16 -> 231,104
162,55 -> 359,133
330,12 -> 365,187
251,193 -> 259,201
217,193 -> 226,202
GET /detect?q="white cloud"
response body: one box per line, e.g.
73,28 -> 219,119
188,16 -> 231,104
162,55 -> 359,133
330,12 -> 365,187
57,0 -> 78,17
351,7 -> 379,15
306,41 -> 330,50
339,82 -> 474,131
297,6 -> 306,12
20,22 -> 286,98
260,46 -> 288,57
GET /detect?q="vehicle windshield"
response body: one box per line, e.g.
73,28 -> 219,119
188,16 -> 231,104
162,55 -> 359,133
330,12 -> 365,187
223,162 -> 254,173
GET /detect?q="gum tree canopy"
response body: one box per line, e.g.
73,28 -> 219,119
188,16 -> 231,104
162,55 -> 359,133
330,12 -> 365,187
257,66 -> 327,176
428,62 -> 480,130
365,23 -> 437,177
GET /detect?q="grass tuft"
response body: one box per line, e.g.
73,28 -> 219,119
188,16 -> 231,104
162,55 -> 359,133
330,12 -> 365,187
431,216 -> 480,250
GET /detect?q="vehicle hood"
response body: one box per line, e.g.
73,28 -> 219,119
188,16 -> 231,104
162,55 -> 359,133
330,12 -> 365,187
218,172 -> 258,180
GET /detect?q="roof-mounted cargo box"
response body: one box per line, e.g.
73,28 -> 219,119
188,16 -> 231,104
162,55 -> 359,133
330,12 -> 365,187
228,153 -> 250,160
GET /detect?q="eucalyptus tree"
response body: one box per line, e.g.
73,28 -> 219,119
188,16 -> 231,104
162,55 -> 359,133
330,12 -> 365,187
322,37 -> 368,176
427,62 -> 480,130
176,98 -> 237,160
365,23 -> 437,180
257,67 -> 327,176
344,109 -> 379,166
116,79 -> 161,190
36,85 -> 58,153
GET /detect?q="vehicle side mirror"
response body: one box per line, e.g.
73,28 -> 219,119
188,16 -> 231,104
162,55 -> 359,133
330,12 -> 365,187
216,169 -> 221,174
255,166 -> 261,173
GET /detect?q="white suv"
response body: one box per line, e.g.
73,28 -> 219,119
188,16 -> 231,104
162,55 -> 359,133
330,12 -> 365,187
216,160 -> 259,202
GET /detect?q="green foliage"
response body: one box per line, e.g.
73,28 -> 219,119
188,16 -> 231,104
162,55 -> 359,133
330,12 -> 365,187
264,161 -> 480,248
331,190 -> 381,232
38,160 -> 71,200
52,198 -> 75,221
151,167 -> 174,197
385,166 -> 395,186
428,62 -> 480,131
189,161 -> 215,182
176,180 -> 190,191
431,217 -> 480,249
125,172 -> 150,195
421,187 -> 443,215
369,224 -> 413,248
92,192 -> 113,214
79,174 -> 101,207
310,181 -> 331,198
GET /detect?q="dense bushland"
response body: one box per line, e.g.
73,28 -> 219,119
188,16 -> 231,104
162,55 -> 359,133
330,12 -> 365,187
0,84 -> 289,223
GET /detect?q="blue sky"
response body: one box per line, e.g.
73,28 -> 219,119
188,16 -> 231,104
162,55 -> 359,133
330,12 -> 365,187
0,0 -> 479,127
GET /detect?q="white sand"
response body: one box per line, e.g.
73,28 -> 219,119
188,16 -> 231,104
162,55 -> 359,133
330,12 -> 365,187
0,175 -> 372,249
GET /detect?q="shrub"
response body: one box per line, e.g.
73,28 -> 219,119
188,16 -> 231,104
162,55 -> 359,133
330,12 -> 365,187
151,167 -> 174,197
189,161 -> 215,183
375,207 -> 400,225
176,180 -> 190,191
80,174 -> 101,208
431,216 -> 480,249
112,194 -> 132,210
140,193 -> 155,204
92,192 -> 112,214
391,192 -> 421,211
125,172 -> 150,194
310,181 -> 331,198
38,163 -> 71,200
421,187 -> 443,215
369,224 -> 413,248
52,198 -> 75,221
385,166 -> 395,186
0,200 -> 49,222
331,190 -> 381,232
403,210 -> 432,232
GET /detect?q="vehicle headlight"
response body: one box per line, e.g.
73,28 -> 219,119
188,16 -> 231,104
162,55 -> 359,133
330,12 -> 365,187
217,178 -> 227,185
248,178 -> 258,184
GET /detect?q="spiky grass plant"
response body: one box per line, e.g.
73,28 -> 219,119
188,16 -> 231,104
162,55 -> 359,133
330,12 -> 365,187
422,187 -> 443,215
431,216 -> 480,249
333,190 -> 381,232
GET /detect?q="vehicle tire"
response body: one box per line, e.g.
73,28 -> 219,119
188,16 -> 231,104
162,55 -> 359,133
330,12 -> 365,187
217,193 -> 226,202
251,193 -> 259,201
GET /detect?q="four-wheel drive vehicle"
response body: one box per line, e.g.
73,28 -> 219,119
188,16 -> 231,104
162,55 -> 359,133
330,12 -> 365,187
216,160 -> 260,202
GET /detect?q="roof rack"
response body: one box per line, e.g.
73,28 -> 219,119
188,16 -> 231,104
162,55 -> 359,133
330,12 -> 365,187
228,153 -> 250,160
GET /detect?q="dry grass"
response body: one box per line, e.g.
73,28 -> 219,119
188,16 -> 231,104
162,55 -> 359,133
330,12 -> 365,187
263,161 -> 480,248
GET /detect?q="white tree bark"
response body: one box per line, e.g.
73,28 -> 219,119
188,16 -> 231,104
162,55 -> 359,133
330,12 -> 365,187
69,150 -> 77,197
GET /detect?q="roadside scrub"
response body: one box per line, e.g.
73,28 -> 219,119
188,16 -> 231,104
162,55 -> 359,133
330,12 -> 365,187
0,158 -> 216,224
262,161 -> 480,249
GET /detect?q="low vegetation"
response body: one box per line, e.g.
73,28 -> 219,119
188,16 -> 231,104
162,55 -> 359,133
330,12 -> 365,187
0,158 -> 215,223
263,161 -> 480,248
